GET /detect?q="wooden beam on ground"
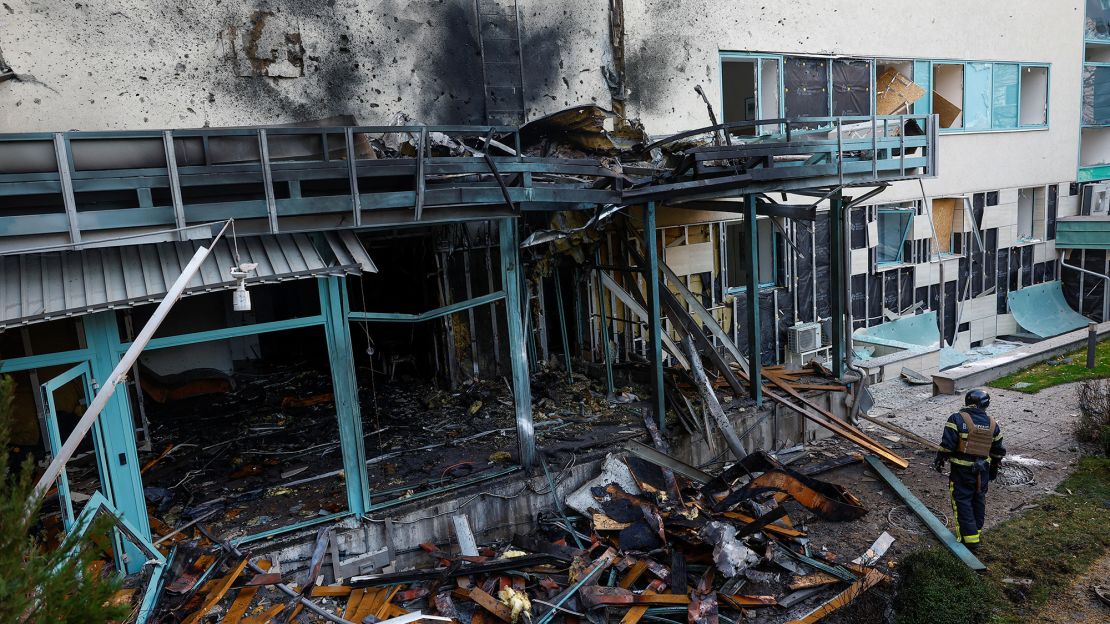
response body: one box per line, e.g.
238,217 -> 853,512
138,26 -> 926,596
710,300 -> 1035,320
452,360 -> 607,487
224,560 -> 272,624
755,374 -> 908,469
856,412 -> 944,452
719,511 -> 806,538
618,559 -> 650,589
784,568 -> 887,624
181,558 -> 249,624
469,587 -> 514,622
242,603 -> 285,624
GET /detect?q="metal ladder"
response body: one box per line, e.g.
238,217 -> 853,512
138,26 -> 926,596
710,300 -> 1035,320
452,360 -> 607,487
474,0 -> 526,126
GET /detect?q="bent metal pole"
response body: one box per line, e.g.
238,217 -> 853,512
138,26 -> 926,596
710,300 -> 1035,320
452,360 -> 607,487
32,228 -> 228,504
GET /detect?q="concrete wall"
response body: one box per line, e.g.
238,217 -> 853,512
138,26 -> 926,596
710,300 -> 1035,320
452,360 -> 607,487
0,0 -> 610,131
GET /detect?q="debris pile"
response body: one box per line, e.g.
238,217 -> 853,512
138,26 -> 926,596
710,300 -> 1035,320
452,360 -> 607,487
136,438 -> 900,623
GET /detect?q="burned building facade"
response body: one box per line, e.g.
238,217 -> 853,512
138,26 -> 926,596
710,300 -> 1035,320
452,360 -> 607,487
0,0 -> 1104,612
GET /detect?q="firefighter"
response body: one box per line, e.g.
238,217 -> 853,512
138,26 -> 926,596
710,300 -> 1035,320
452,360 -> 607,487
932,389 -> 1005,550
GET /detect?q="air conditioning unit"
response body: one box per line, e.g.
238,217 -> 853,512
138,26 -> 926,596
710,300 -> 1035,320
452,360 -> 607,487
787,322 -> 822,353
1082,182 -> 1110,216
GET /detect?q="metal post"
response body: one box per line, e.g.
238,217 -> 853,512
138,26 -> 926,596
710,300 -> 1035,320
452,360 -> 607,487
594,249 -> 616,397
52,133 -> 80,245
1088,322 -> 1098,370
81,312 -> 153,573
745,194 -> 762,407
643,202 -> 666,430
257,129 -> 278,234
829,192 -> 846,378
318,276 -> 370,514
553,265 -> 573,382
499,218 -> 535,470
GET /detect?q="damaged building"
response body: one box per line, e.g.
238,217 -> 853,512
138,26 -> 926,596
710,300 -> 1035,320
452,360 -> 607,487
0,1 -> 1106,622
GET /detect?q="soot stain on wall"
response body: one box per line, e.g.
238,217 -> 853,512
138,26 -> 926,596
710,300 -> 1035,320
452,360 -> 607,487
418,1 -> 484,124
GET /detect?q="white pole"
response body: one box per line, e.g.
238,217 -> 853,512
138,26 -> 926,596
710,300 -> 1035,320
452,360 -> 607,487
32,242 -> 217,501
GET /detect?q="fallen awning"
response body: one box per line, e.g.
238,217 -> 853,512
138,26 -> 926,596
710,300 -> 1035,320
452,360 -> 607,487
1007,280 -> 1091,338
0,231 -> 375,329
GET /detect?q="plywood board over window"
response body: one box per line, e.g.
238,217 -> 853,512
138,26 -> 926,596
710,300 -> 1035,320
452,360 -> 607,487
665,242 -> 714,276
931,198 -> 960,253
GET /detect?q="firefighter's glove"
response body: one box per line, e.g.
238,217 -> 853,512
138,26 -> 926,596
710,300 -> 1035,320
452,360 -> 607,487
932,454 -> 946,474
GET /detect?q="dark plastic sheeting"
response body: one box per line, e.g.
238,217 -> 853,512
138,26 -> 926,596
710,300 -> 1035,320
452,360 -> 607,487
957,257 -> 969,300
814,212 -> 831,320
884,271 -> 899,311
1047,185 -> 1058,240
795,223 -> 815,323
832,59 -> 871,116
867,270 -> 882,327
850,208 -> 866,250
899,267 -> 913,312
1062,253 -> 1083,315
943,281 -> 957,344
1082,250 -> 1107,320
784,56 -> 830,121
1021,246 -> 1033,286
851,274 -> 867,328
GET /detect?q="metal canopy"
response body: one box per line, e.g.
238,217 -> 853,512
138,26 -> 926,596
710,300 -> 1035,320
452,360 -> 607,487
0,231 -> 375,329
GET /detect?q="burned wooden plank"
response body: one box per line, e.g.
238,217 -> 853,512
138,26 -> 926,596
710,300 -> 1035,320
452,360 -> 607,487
469,587 -> 515,622
784,568 -> 887,624
225,560 -> 273,624
181,558 -> 249,624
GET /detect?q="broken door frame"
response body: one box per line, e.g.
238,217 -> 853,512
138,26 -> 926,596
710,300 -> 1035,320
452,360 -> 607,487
40,362 -> 107,531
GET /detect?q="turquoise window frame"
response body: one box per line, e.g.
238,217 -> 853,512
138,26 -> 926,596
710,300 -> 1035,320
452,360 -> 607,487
876,208 -> 914,265
720,52 -> 1048,134
718,51 -> 786,122
723,217 -> 779,295
912,59 -> 1050,133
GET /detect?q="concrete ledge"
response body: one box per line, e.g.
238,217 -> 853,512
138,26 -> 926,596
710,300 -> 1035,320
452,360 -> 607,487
932,321 -> 1110,395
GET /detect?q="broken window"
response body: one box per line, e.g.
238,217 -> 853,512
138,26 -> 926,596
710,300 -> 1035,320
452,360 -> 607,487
1017,188 -> 1036,240
1019,66 -> 1049,126
876,208 -> 913,264
724,218 -> 775,291
1084,65 -> 1110,126
875,60 -> 921,115
722,55 -> 783,134
832,59 -> 872,116
932,64 -> 964,129
963,62 -> 992,130
1088,0 -> 1110,41
783,56 -> 830,124
992,63 -> 1020,129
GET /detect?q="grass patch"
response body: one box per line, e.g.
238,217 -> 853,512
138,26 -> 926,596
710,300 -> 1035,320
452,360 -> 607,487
988,337 -> 1110,393
979,455 -> 1110,622
892,456 -> 1110,624
894,549 -> 994,624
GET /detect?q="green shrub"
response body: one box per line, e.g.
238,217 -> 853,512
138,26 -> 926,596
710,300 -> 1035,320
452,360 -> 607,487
894,549 -> 994,624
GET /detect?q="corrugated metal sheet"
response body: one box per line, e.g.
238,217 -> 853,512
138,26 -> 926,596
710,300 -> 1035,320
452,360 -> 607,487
0,231 -> 375,329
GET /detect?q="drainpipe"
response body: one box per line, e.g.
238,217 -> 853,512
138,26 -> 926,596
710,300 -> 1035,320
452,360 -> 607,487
1059,252 -> 1110,322
32,222 -> 231,503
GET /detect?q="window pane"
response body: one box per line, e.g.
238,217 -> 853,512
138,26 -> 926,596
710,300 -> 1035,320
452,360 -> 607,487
725,220 -> 776,288
1019,66 -> 1048,126
877,211 -> 912,263
964,62 -> 992,130
913,60 -> 932,115
992,63 -> 1019,128
832,59 -> 872,116
932,64 -> 964,128
758,58 -> 781,134
1088,0 -> 1110,41
1083,65 -> 1110,125
783,56 -> 830,124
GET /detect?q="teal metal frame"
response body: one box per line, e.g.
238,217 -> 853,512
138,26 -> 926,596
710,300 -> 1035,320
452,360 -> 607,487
875,207 -> 915,265
40,362 -> 101,531
744,194 -> 763,407
82,311 -> 152,573
498,217 -> 536,469
319,276 -> 371,515
347,291 -> 505,323
643,202 -> 666,428
829,193 -> 847,378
